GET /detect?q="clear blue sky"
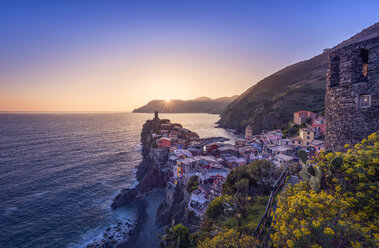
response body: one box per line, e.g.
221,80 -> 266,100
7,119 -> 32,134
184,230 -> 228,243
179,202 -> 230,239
0,0 -> 378,111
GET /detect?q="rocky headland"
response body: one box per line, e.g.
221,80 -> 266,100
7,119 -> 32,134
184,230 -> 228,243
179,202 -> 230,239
109,115 -> 209,247
111,117 -> 172,210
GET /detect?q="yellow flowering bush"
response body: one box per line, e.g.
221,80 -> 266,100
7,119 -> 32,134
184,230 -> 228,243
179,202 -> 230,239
197,228 -> 255,248
271,132 -> 379,247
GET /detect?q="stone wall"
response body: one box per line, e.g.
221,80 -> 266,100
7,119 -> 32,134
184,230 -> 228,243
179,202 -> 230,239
325,37 -> 379,151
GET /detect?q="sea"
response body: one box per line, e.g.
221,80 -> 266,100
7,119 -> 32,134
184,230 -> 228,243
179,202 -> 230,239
0,113 -> 236,248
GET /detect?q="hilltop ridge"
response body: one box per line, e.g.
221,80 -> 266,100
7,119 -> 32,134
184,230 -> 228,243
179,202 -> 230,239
133,95 -> 238,114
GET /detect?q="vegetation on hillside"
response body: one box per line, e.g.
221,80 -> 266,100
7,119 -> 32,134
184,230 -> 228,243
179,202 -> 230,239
271,132 -> 379,247
218,53 -> 327,133
186,176 -> 199,194
161,160 -> 276,248
222,160 -> 278,196
160,223 -> 191,248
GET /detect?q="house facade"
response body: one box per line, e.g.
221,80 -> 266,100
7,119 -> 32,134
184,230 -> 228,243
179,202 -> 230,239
294,110 -> 318,125
245,125 -> 253,140
157,137 -> 172,149
299,128 -> 315,146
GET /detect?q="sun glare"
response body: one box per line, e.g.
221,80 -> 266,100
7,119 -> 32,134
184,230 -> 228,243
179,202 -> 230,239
165,99 -> 171,103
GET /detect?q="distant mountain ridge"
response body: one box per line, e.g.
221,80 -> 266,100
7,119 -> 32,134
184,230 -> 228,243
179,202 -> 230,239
133,95 -> 238,114
218,22 -> 379,133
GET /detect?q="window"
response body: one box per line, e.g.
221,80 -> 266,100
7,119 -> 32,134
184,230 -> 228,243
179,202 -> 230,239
359,95 -> 371,108
307,142 -> 309,145
358,49 -> 369,78
330,56 -> 340,88
307,136 -> 310,140
307,131 -> 310,135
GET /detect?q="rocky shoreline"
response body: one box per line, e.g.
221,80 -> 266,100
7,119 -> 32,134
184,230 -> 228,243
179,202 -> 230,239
116,198 -> 146,248
85,218 -> 137,248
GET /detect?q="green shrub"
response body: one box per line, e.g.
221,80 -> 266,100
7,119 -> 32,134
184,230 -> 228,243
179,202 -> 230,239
186,176 -> 199,194
173,224 -> 190,248
205,196 -> 233,220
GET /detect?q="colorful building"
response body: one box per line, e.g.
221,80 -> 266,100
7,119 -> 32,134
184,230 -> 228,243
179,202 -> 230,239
299,128 -> 315,146
157,137 -> 172,149
312,117 -> 325,138
293,110 -> 317,125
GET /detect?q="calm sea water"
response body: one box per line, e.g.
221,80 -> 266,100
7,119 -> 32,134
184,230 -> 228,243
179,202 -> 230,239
0,113 -> 235,248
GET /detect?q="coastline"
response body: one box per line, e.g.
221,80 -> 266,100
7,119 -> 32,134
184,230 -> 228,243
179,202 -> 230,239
117,188 -> 165,248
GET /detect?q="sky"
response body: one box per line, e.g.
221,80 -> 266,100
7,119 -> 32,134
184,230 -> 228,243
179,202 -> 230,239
0,0 -> 378,112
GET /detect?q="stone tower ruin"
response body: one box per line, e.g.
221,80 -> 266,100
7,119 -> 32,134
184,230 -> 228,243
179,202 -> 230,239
325,37 -> 379,151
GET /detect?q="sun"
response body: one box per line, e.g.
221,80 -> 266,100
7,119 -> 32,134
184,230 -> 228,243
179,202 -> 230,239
165,99 -> 171,103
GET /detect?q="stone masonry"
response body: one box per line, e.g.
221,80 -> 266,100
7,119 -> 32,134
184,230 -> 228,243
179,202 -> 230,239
325,36 -> 379,151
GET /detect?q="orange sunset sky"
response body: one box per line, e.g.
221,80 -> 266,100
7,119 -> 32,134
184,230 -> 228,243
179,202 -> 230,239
1,1 -> 378,112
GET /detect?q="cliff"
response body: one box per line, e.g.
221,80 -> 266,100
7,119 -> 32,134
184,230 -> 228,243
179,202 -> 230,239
111,118 -> 171,209
218,22 -> 379,134
132,95 -> 238,114
156,181 -> 188,226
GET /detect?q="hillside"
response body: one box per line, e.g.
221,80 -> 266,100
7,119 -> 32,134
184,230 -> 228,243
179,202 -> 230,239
218,22 -> 379,133
133,95 -> 238,114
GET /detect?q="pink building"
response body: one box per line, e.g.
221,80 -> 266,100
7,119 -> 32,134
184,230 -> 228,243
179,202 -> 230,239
157,137 -> 172,149
293,110 -> 318,125
312,117 -> 326,138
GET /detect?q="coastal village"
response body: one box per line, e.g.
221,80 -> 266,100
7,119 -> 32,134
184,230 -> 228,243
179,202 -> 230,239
149,109 -> 325,219
105,35 -> 378,248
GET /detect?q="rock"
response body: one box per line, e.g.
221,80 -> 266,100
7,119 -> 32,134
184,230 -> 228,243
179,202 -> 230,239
111,188 -> 138,209
105,227 -> 111,231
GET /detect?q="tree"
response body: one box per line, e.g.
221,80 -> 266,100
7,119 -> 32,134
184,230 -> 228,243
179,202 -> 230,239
234,178 -> 249,195
160,223 -> 191,248
173,224 -> 190,248
248,160 -> 277,194
222,165 -> 257,195
186,176 -> 199,194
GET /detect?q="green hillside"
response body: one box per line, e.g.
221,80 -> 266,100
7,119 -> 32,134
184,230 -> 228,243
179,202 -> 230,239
218,22 -> 379,133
